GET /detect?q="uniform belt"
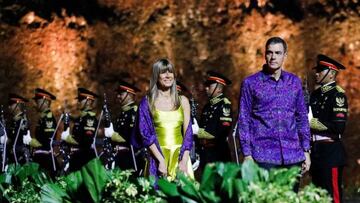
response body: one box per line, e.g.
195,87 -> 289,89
200,139 -> 216,147
33,150 -> 51,155
314,139 -> 335,143
115,146 -> 129,151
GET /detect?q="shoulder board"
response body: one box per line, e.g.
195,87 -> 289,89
336,85 -> 345,93
46,111 -> 53,118
133,105 -> 138,112
81,111 -> 96,117
223,98 -> 231,105
88,111 -> 96,117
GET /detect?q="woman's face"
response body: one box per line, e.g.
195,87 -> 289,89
158,70 -> 174,89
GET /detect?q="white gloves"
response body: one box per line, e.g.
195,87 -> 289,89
308,107 -> 313,121
104,123 -> 115,138
0,135 -> 6,144
192,119 -> 200,135
61,128 -> 70,141
23,130 -> 32,145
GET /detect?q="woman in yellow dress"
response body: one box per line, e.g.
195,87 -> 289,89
136,58 -> 194,180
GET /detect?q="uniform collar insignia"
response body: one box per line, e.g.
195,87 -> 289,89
40,109 -> 51,118
321,82 -> 336,93
81,109 -> 96,117
210,94 -> 224,105
121,102 -> 135,112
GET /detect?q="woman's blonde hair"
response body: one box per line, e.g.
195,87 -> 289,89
148,58 -> 180,112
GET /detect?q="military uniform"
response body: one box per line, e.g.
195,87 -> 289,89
64,88 -> 99,172
32,88 -> 57,174
33,109 -> 57,173
198,71 -> 233,167
110,80 -> 141,171
7,94 -> 32,165
310,54 -> 347,203
113,102 -> 138,169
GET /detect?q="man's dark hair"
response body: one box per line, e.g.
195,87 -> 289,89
265,37 -> 287,53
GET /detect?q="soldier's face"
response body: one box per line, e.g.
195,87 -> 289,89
265,43 -> 287,70
158,70 -> 174,89
205,83 -> 220,97
117,92 -> 128,104
35,98 -> 47,111
315,69 -> 335,84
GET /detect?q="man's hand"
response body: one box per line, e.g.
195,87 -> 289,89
302,152 -> 311,174
61,128 -> 70,140
23,130 -> 32,145
104,123 -> 115,138
244,156 -> 254,161
0,135 -> 6,144
192,119 -> 199,135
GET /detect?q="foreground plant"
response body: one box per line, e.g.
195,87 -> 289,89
158,160 -> 332,203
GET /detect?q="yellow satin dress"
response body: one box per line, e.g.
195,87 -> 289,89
153,106 -> 194,181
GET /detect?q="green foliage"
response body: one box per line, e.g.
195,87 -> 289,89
158,160 -> 332,203
0,162 -> 46,203
101,169 -> 164,203
1,160 -> 333,203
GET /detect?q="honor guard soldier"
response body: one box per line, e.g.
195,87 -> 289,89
7,94 -> 41,165
32,88 -> 57,175
310,54 -> 348,203
192,71 -> 233,168
104,80 -> 140,170
61,88 -> 98,171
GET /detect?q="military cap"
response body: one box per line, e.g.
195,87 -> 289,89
33,88 -> 56,100
77,88 -> 99,101
116,80 -> 140,95
176,81 -> 188,93
204,71 -> 232,86
8,93 -> 29,105
314,54 -> 346,73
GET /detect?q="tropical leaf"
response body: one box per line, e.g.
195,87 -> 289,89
158,178 -> 180,197
40,183 -> 69,203
15,162 -> 40,182
81,158 -> 108,203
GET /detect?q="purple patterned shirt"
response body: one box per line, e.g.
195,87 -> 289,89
237,69 -> 310,165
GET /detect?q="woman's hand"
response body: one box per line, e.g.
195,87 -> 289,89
178,152 -> 189,175
158,160 -> 168,177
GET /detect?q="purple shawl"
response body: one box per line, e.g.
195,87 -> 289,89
131,96 -> 193,179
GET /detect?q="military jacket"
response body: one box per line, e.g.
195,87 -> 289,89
114,102 -> 137,145
199,94 -> 233,143
8,112 -> 28,148
310,82 -> 348,138
72,110 -> 98,149
35,109 -> 56,150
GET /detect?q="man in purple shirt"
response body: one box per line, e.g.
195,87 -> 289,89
238,37 -> 311,181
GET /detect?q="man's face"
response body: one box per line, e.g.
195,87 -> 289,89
8,103 -> 18,114
116,92 -> 128,104
35,98 -> 47,111
78,99 -> 93,110
205,83 -> 219,97
315,69 -> 335,84
265,43 -> 287,70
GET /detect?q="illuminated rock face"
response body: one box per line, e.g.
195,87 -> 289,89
0,0 -> 360,186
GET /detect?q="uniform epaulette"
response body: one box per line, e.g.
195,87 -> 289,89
336,85 -> 345,93
81,111 -> 96,117
46,111 -> 53,118
133,105 -> 138,112
223,98 -> 231,104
